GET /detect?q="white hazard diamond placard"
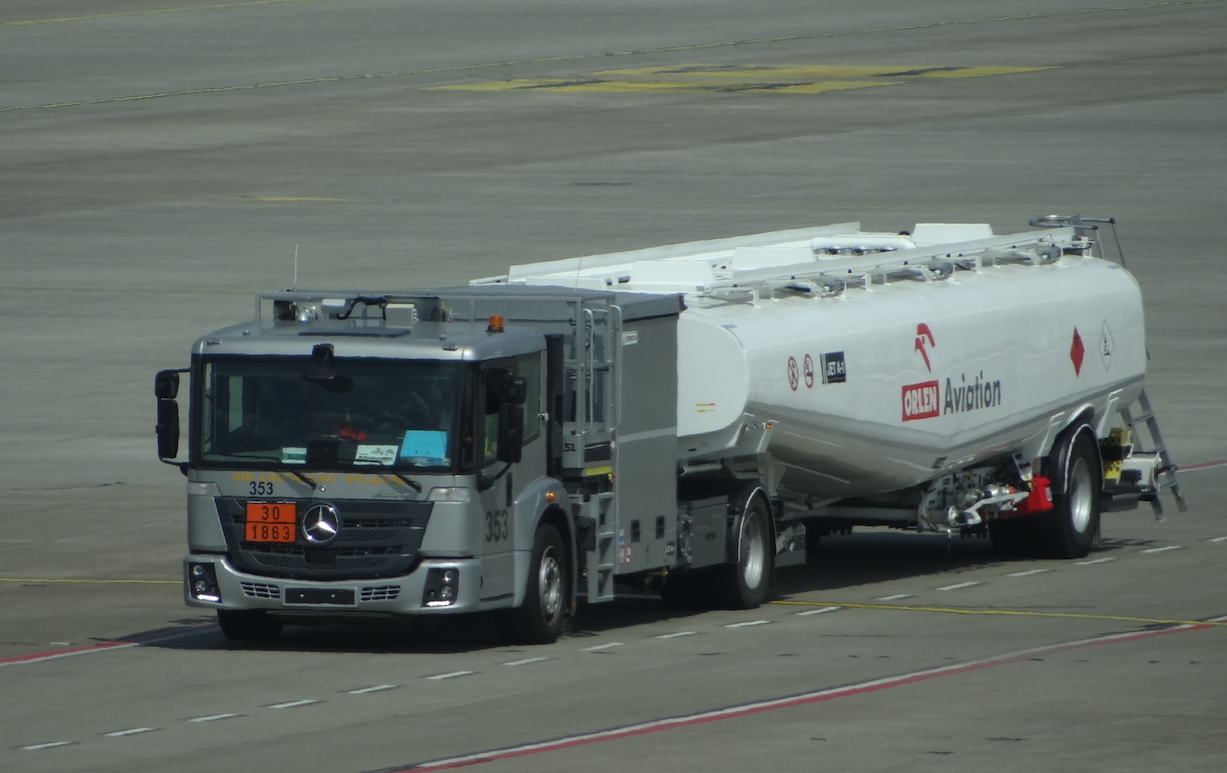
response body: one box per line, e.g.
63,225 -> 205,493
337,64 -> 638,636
1100,320 -> 1114,371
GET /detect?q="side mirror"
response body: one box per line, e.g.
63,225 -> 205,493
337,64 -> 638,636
155,370 -> 180,400
156,398 -> 180,460
496,404 -> 524,464
504,376 -> 528,406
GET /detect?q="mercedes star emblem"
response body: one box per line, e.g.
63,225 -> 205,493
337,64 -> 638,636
302,504 -> 341,545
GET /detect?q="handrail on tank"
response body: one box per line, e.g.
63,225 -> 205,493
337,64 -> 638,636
1030,214 -> 1127,267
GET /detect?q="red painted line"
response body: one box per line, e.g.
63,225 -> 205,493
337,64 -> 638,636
390,621 -> 1219,771
1179,459 -> 1227,472
0,623 -> 217,668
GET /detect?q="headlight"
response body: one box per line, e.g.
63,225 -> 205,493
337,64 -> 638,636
188,562 -> 221,603
422,566 -> 460,607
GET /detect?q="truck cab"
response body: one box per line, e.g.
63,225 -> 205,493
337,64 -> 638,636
158,287 -> 689,643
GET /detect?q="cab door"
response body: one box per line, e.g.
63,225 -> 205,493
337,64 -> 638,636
476,353 -> 546,605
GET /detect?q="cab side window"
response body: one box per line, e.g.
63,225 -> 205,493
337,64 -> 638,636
480,353 -> 543,467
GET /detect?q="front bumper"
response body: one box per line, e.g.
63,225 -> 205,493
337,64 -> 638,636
184,554 -> 484,616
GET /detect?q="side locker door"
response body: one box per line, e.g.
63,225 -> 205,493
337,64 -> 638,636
611,311 -> 679,574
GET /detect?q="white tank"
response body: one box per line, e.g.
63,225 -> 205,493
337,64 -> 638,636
493,222 -> 1146,501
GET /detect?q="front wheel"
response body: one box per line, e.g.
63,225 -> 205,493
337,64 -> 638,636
720,495 -> 774,609
502,523 -> 568,644
1037,430 -> 1101,559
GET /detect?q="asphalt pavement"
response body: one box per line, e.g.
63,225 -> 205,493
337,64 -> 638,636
2,1 -> 1225,771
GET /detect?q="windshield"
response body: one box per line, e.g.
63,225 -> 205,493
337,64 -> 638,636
195,356 -> 468,472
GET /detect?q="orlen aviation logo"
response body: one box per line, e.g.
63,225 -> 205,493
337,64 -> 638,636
902,381 -> 940,421
903,323 -> 939,421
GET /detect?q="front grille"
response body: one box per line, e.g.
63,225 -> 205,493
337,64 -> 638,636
241,582 -> 280,599
220,497 -> 433,581
361,585 -> 401,602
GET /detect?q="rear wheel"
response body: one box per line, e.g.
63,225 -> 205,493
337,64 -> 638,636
720,495 -> 774,609
1037,430 -> 1101,558
217,609 -> 282,641
502,523 -> 568,644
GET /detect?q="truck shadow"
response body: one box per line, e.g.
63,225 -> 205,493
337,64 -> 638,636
144,529 -> 1137,654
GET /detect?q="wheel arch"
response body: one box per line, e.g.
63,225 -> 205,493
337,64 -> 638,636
510,477 -> 572,609
725,481 -> 775,566
1047,419 -> 1102,496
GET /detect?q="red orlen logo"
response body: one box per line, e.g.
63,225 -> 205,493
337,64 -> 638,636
902,380 -> 940,421
914,323 -> 936,372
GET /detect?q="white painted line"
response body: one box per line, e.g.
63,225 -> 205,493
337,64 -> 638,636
1076,557 -> 1115,565
409,624 -> 1203,771
187,713 -> 238,723
877,594 -> 912,601
267,699 -> 320,709
797,606 -> 841,616
655,631 -> 697,639
583,642 -> 624,652
22,741 -> 73,750
1209,536 -> 1227,543
503,657 -> 549,666
426,671 -> 474,680
1141,546 -> 1182,554
726,620 -> 770,628
348,684 -> 398,694
1007,569 -> 1051,577
105,727 -> 157,737
937,581 -> 980,591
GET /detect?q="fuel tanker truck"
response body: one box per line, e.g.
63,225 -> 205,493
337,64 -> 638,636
155,215 -> 1184,643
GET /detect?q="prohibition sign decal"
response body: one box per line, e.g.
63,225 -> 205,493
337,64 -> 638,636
803,354 -> 815,389
787,356 -> 799,391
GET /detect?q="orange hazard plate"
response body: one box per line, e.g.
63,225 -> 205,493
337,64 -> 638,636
244,502 -> 297,543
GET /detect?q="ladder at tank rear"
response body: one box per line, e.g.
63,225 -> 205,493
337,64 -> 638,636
1119,389 -> 1187,518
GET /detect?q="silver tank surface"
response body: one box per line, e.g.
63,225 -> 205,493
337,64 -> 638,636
487,221 -> 1146,501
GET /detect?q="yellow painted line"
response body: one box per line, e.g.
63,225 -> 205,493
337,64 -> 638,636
771,599 -> 1227,628
593,65 -> 1054,79
434,65 -> 1053,94
242,196 -> 357,202
755,81 -> 898,95
2,1 -> 1217,112
910,66 -> 1059,78
0,0 -> 323,28
0,578 -> 179,585
437,79 -> 892,94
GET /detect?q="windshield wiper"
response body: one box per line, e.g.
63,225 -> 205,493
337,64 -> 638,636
216,453 -> 317,490
275,462 -> 318,490
380,467 -> 422,493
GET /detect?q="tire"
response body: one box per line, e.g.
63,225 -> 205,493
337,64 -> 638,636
720,495 -> 774,609
217,609 -> 282,641
1037,429 -> 1101,559
502,523 -> 568,644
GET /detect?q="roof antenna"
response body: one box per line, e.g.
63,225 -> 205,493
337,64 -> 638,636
294,244 -> 299,290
